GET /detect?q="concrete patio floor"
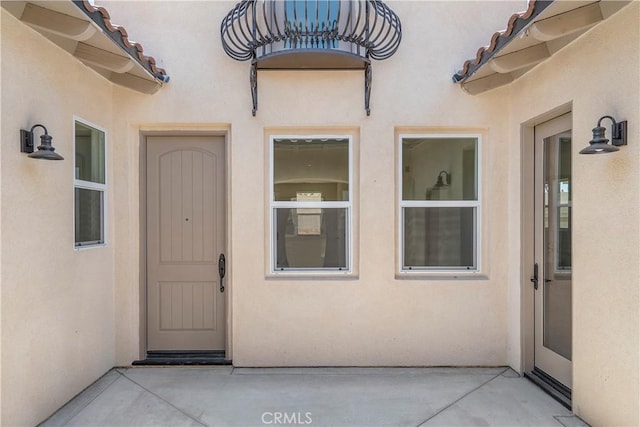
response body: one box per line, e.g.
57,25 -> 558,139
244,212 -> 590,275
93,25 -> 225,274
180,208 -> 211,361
40,367 -> 588,427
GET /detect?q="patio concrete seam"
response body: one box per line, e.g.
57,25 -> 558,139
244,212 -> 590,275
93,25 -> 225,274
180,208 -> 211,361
554,415 -> 591,427
40,368 -> 122,427
414,367 -> 509,427
118,369 -> 209,426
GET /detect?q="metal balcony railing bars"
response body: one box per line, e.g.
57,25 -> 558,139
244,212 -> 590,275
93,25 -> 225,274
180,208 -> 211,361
221,0 -> 401,115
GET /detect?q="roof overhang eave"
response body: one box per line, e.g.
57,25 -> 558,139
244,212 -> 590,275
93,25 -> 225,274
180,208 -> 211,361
454,0 -> 632,95
1,0 -> 168,94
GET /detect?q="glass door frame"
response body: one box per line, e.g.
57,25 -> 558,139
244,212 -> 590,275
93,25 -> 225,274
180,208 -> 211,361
533,113 -> 573,389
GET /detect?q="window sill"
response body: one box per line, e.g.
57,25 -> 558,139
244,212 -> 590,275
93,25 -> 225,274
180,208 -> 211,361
74,243 -> 107,251
395,271 -> 488,281
266,271 -> 358,281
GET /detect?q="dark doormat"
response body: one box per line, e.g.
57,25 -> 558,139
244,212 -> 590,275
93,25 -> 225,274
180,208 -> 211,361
132,350 -> 232,366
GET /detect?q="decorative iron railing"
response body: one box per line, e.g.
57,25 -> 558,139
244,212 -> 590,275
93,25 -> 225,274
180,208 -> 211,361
221,0 -> 402,115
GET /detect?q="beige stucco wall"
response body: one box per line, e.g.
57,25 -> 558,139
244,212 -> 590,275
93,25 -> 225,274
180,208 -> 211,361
102,0 -> 524,369
0,8 -> 3,424
0,10 -> 116,426
506,3 -> 640,425
3,0 -> 638,425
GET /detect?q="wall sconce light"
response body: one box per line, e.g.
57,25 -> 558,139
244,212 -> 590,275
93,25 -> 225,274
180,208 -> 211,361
20,124 -> 64,160
435,170 -> 451,188
579,115 -> 627,154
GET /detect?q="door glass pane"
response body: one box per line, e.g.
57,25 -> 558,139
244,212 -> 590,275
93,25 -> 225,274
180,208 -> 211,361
75,188 -> 103,245
274,138 -> 349,201
543,131 -> 572,360
402,137 -> 477,201
403,207 -> 475,269
274,207 -> 347,269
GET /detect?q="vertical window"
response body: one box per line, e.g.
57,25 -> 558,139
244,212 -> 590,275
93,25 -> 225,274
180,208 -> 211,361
553,135 -> 572,271
400,135 -> 480,271
271,136 -> 351,273
74,120 -> 106,247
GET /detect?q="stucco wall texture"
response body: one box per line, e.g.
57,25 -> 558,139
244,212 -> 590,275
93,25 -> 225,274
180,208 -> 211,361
1,9 -> 116,427
506,4 -> 640,425
1,1 -> 638,426
511,2 -> 640,425
106,0 -> 520,369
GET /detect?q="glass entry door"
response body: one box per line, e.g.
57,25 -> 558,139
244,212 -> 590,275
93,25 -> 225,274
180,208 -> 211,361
534,113 -> 572,389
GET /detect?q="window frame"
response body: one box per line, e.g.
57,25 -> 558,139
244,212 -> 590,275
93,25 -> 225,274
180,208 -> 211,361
73,117 -> 107,249
397,133 -> 482,275
269,134 -> 353,275
553,135 -> 572,274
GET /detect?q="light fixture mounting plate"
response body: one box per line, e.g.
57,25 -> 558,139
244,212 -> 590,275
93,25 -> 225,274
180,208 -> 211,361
20,129 -> 34,153
612,120 -> 627,146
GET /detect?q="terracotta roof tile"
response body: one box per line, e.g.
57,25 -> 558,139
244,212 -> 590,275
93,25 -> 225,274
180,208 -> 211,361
453,0 -> 553,83
73,0 -> 167,79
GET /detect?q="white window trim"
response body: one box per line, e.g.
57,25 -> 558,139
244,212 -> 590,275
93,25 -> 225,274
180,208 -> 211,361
269,134 -> 353,275
397,133 -> 482,276
73,116 -> 107,250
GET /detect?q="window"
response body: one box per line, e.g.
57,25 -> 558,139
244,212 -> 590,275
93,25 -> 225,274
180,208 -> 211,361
399,134 -> 480,272
270,136 -> 351,273
74,120 -> 106,247
548,134 -> 572,272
